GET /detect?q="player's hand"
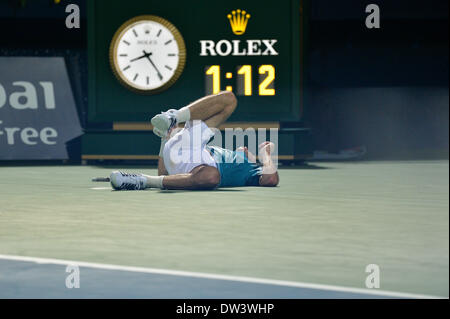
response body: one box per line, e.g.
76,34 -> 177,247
258,141 -> 275,166
237,146 -> 257,163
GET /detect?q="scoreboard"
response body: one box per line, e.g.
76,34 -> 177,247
88,0 -> 304,122
84,0 -> 312,161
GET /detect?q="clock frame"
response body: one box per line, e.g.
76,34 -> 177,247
109,15 -> 186,94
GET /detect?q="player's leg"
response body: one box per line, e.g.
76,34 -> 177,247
151,165 -> 220,190
110,165 -> 220,190
151,91 -> 237,137
187,91 -> 237,128
153,92 -> 236,165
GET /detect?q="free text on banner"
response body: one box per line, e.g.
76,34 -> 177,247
0,57 -> 82,160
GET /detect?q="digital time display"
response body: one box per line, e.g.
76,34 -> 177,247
205,64 -> 275,96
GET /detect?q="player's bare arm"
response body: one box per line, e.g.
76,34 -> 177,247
238,142 -> 279,187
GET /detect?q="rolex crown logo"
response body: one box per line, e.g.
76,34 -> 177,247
227,9 -> 251,35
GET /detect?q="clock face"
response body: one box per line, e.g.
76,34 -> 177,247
110,15 -> 186,94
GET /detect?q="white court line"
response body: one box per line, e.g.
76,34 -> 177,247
90,187 -> 111,190
0,254 -> 444,299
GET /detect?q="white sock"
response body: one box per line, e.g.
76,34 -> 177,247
177,106 -> 190,123
145,175 -> 164,189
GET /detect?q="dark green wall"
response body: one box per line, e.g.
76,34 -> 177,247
88,0 -> 303,123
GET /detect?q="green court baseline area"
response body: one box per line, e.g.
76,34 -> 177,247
0,161 -> 448,298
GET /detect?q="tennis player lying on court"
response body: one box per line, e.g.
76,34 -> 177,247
110,91 -> 279,190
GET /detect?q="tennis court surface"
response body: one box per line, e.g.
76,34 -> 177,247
0,161 -> 448,298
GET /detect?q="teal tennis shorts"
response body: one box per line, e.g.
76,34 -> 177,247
207,146 -> 262,187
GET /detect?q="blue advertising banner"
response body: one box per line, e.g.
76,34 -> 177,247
0,57 -> 83,160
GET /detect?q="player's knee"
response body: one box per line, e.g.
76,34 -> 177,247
219,91 -> 237,111
224,90 -> 237,104
193,167 -> 220,189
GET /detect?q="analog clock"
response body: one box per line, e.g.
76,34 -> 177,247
109,15 -> 186,94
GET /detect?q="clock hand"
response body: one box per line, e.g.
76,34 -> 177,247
146,55 -> 163,80
129,52 -> 150,63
